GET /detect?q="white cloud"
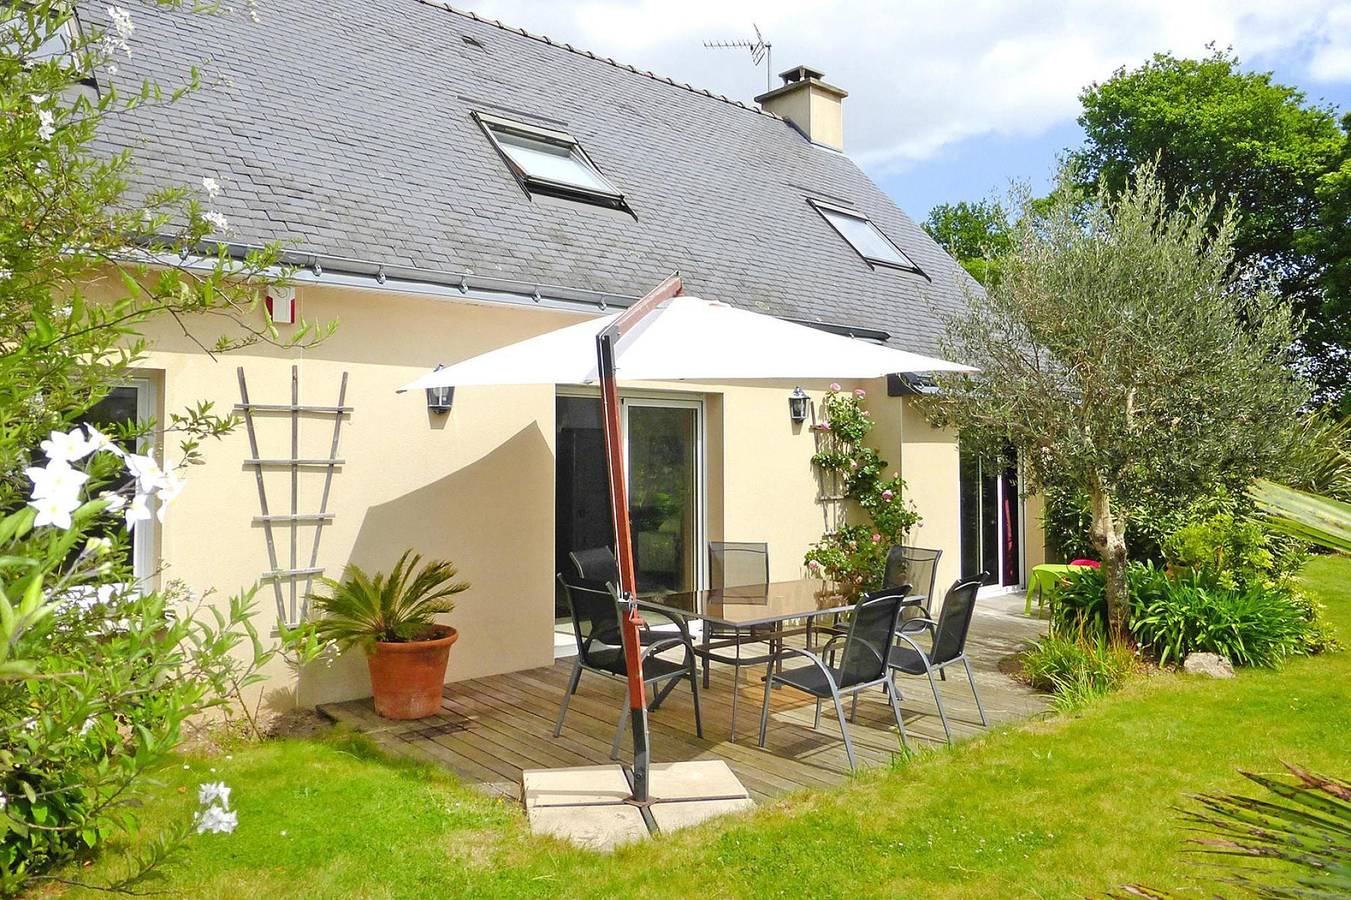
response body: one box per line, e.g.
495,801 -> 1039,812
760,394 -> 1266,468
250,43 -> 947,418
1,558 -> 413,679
1308,4 -> 1351,82
474,0 -> 1350,171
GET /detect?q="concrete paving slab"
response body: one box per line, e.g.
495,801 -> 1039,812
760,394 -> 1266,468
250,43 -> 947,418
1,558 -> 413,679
522,765 -> 630,808
528,804 -> 649,851
649,759 -> 750,801
650,797 -> 755,832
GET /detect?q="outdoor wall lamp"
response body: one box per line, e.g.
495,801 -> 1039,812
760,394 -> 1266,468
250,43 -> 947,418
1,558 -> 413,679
788,386 -> 810,423
425,364 -> 454,414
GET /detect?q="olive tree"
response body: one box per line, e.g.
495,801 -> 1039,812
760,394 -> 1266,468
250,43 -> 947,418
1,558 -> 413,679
925,165 -> 1309,637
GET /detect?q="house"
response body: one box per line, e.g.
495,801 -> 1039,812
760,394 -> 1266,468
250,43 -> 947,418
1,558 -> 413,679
87,0 -> 1047,705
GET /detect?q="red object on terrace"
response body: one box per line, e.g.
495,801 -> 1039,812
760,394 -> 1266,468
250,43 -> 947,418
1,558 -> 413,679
1069,558 -> 1102,568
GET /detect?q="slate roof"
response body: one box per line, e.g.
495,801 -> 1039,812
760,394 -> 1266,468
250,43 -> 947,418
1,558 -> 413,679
91,0 -> 980,355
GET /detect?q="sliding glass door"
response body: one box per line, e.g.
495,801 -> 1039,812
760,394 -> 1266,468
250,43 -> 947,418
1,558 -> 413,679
959,447 -> 1022,587
554,393 -> 702,605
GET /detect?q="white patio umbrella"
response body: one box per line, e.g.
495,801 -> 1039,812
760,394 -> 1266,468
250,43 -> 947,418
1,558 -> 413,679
397,275 -> 972,804
399,292 -> 972,392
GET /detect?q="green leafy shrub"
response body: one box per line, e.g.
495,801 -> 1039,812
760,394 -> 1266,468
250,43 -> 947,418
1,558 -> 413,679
1021,635 -> 1139,710
1049,564 -> 1319,668
1162,511 -> 1306,590
804,387 -> 920,595
1049,561 -> 1170,639
306,551 -> 469,651
1131,573 -> 1312,667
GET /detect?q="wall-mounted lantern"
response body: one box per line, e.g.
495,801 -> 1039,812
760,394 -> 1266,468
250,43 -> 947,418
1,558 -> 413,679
788,386 -> 810,423
425,364 -> 454,414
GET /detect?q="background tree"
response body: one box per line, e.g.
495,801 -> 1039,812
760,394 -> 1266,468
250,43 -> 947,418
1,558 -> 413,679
924,165 -> 1309,638
922,199 -> 1013,285
1074,49 -> 1350,411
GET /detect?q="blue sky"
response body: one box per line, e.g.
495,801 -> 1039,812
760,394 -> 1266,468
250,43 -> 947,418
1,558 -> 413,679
881,59 -> 1351,218
478,1 -> 1351,219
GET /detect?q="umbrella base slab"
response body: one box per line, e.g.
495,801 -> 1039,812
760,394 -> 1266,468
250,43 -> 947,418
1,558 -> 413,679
522,760 -> 752,849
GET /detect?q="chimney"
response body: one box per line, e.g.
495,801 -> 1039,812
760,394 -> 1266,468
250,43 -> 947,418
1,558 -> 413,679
755,65 -> 848,151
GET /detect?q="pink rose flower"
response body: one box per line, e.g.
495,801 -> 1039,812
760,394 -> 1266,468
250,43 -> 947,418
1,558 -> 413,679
871,533 -> 882,543
817,422 -> 831,432
829,383 -> 841,392
881,489 -> 894,501
807,559 -> 820,570
854,388 -> 866,398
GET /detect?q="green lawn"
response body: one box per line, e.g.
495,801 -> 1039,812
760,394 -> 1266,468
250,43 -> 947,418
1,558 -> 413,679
54,557 -> 1351,899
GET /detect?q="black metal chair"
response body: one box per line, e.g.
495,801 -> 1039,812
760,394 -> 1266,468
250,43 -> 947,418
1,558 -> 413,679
554,571 -> 703,756
811,545 -> 943,648
889,575 -> 988,743
696,541 -> 776,740
757,587 -> 913,771
884,545 -> 942,631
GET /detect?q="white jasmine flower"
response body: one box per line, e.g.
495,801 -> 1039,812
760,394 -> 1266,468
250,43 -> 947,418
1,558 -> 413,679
41,427 -> 95,462
194,803 -> 237,834
26,459 -> 88,500
124,492 -> 152,530
36,109 -> 55,141
0,269 -> 10,280
107,63 -> 117,75
155,471 -> 185,521
201,176 -> 221,198
198,782 -> 231,808
84,424 -> 125,457
99,490 -> 127,512
124,452 -> 164,492
107,6 -> 134,38
29,94 -> 48,106
79,717 -> 96,736
29,493 -> 78,529
202,210 -> 229,233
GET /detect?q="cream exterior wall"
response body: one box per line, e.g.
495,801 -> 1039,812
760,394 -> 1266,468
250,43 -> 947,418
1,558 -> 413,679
112,278 -> 1032,708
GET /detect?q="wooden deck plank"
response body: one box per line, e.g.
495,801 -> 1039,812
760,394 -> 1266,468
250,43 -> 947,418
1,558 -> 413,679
320,592 -> 1048,801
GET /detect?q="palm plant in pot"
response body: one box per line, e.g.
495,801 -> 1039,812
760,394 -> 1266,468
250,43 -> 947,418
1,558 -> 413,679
308,551 -> 469,719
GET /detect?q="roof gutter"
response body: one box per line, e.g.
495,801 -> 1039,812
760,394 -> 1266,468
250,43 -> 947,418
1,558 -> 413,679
133,239 -> 895,339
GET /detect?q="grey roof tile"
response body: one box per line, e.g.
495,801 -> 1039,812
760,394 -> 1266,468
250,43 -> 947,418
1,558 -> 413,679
89,0 -> 979,355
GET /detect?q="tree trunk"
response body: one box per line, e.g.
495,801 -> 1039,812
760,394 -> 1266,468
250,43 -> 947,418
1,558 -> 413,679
1087,485 -> 1130,642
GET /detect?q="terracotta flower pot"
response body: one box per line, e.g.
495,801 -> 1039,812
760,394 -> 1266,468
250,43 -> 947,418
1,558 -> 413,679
366,625 -> 459,719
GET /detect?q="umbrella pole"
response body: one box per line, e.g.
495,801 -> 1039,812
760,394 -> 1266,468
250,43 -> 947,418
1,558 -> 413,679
596,274 -> 683,805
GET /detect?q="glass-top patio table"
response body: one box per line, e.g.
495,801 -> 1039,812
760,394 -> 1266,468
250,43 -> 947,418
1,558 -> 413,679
640,579 -> 853,630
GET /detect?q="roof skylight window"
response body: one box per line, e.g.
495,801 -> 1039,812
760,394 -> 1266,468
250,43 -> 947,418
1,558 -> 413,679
475,112 -> 626,210
810,199 -> 923,274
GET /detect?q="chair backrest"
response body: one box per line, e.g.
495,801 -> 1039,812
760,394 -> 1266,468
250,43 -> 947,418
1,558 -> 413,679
709,541 -> 769,589
883,546 -> 942,601
556,572 -> 622,670
570,546 -> 619,585
930,575 -> 985,664
837,586 -> 912,689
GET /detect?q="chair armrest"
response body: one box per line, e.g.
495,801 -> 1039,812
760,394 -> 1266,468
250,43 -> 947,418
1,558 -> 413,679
891,630 -> 932,665
641,637 -> 687,661
765,645 -> 838,688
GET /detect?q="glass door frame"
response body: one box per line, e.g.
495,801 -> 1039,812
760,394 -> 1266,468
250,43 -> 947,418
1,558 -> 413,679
556,387 -> 708,592
960,448 -> 1027,594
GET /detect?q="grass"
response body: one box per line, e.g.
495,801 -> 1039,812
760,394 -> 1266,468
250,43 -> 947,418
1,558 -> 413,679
51,556 -> 1351,899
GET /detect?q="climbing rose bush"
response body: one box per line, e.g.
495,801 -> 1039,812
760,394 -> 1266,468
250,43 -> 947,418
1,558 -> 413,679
804,387 -> 920,596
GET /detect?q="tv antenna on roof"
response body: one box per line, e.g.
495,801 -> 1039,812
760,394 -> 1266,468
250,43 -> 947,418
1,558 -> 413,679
703,24 -> 772,92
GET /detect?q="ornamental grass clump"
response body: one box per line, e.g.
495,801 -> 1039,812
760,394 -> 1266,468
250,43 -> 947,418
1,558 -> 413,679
804,386 -> 920,596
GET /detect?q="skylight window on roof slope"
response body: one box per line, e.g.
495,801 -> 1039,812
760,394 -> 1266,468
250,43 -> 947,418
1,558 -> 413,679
810,199 -> 922,274
475,112 -> 627,210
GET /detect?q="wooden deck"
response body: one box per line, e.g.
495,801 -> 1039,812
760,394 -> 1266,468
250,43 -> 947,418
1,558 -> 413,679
320,592 -> 1048,803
